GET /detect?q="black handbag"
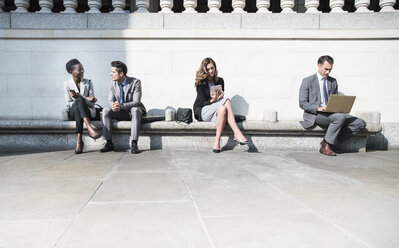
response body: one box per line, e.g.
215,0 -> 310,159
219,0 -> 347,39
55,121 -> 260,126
176,108 -> 193,124
94,104 -> 103,120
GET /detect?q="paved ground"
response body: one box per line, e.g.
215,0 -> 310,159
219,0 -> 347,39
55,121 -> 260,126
0,149 -> 398,248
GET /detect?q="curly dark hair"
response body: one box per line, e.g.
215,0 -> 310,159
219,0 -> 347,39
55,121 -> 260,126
65,59 -> 81,73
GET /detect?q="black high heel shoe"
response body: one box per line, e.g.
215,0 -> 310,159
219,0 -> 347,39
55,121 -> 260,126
213,149 -> 221,153
234,137 -> 249,145
75,141 -> 84,154
88,132 -> 102,140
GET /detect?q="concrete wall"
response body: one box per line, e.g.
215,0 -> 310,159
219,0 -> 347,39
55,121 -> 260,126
1,12 -> 399,148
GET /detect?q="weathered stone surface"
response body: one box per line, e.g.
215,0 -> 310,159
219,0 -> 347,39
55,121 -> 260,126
320,12 -> 399,30
355,111 -> 381,124
242,13 -> 319,29
164,13 -> 241,29
88,13 -> 163,29
263,109 -> 278,122
11,13 -> 87,29
0,119 -> 382,152
0,13 -> 10,29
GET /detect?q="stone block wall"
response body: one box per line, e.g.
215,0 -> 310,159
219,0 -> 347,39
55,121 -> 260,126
1,12 -> 399,149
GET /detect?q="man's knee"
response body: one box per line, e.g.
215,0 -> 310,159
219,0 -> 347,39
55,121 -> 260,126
130,107 -> 141,117
333,114 -> 346,125
103,107 -> 111,117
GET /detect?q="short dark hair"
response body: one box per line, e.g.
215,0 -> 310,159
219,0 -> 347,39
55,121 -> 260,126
65,59 -> 81,73
318,55 -> 334,65
111,61 -> 128,76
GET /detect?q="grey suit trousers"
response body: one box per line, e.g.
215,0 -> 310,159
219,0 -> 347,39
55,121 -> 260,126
102,107 -> 143,141
315,113 -> 366,145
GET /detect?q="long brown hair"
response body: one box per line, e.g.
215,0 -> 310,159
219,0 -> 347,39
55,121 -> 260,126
194,57 -> 219,87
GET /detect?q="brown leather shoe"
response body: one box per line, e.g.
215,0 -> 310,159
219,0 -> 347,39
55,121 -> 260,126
319,142 -> 337,156
320,138 -> 327,148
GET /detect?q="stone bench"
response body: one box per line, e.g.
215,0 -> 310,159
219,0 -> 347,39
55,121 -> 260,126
0,111 -> 382,152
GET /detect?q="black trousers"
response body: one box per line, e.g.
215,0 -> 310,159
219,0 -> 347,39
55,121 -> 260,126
70,96 -> 91,134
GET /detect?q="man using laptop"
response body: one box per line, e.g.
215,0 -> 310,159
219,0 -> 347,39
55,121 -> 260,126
299,55 -> 366,156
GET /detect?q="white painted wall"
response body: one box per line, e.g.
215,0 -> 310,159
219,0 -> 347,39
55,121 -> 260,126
1,38 -> 398,122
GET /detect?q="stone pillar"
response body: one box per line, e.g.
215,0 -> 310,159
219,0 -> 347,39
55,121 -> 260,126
379,0 -> 396,12
0,0 -> 5,12
305,0 -> 320,13
87,0 -> 102,13
112,0 -> 126,13
330,0 -> 347,12
159,0 -> 173,12
280,0 -> 295,13
207,0 -> 221,13
232,0 -> 246,13
63,0 -> 78,13
256,0 -> 270,13
14,0 -> 30,12
183,0 -> 197,12
38,0 -> 53,12
136,0 -> 149,12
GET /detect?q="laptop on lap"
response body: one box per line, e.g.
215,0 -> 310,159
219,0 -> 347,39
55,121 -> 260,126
324,95 -> 356,113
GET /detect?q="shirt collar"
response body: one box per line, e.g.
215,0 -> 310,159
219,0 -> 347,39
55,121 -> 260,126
316,72 -> 325,82
119,78 -> 127,87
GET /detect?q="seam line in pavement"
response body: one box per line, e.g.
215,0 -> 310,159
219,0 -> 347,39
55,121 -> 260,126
88,200 -> 191,204
52,152 -> 126,248
24,153 -> 75,182
172,151 -> 216,248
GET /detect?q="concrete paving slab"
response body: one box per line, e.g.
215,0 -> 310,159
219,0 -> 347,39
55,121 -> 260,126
0,151 -> 73,184
91,172 -> 189,202
0,220 -> 70,248
174,151 -> 309,217
240,153 -> 368,198
56,202 -> 211,248
0,180 -> 101,220
30,159 -> 116,181
0,150 -> 398,247
300,193 -> 399,248
204,213 -> 369,248
284,151 -> 399,200
117,150 -> 177,172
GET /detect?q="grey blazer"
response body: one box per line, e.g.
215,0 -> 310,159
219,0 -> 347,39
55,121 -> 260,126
298,73 -> 338,129
108,76 -> 146,114
64,78 -> 96,118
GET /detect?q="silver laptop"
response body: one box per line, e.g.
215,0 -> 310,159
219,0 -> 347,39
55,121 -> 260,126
325,95 -> 356,113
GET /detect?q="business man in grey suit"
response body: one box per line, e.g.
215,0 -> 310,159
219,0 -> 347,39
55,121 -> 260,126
299,55 -> 366,156
100,61 -> 146,154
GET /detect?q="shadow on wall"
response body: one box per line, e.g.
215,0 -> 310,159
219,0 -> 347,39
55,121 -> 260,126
230,95 -> 249,116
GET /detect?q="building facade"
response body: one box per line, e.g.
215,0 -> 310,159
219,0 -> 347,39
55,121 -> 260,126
0,0 -> 398,148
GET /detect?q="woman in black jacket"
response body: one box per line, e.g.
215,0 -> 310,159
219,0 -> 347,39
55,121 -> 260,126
193,57 -> 248,153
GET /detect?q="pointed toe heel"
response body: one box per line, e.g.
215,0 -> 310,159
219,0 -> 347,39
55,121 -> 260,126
234,137 -> 249,145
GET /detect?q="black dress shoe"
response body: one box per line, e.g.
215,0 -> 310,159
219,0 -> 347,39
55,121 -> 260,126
131,141 -> 139,154
100,141 -> 114,153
